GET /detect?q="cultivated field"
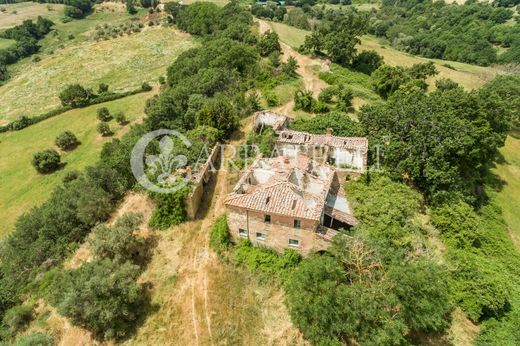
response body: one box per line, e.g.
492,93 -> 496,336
0,2 -> 65,30
266,21 -> 502,90
0,92 -> 153,236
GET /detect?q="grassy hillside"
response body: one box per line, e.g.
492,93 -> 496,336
0,91 -> 153,236
493,130 -> 520,249
0,3 -> 65,30
266,21 -> 501,90
0,37 -> 14,49
0,27 -> 195,124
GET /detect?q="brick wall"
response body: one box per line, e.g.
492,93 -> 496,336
227,206 -> 332,255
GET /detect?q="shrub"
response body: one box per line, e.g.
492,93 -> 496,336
15,332 -> 54,346
233,240 -> 301,276
294,89 -> 315,112
141,82 -> 152,91
352,50 -> 384,75
32,149 -> 61,174
148,184 -> 191,229
318,86 -> 336,103
264,91 -> 279,107
44,259 -> 147,340
158,76 -> 166,85
115,112 -> 127,125
2,305 -> 33,336
59,84 -> 91,107
209,215 -> 231,254
97,122 -> 112,136
98,83 -> 109,94
55,130 -> 79,150
96,107 -> 111,121
88,213 -> 145,263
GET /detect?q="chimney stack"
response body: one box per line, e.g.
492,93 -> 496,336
326,128 -> 333,136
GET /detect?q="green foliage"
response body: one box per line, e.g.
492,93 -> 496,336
88,213 -> 145,264
302,12 -> 366,65
371,63 -> 437,99
481,75 -> 520,126
371,0 -> 515,65
31,149 -> 61,174
359,86 -> 511,201
15,333 -> 54,346
63,0 -> 92,18
258,30 -> 281,57
96,107 -> 111,121
59,84 -> 92,107
96,122 -> 111,136
148,183 -> 191,229
209,215 -> 231,255
43,259 -> 147,340
115,111 -> 127,125
290,111 -> 363,137
98,83 -> 109,94
285,236 -> 452,345
233,240 -> 301,277
196,95 -> 239,140
352,50 -> 384,75
55,130 -> 79,150
1,305 -> 33,337
293,89 -> 315,112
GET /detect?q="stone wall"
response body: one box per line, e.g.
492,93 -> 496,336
185,145 -> 220,219
227,206 -> 333,255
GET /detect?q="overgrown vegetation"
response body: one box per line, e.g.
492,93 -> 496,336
0,16 -> 54,82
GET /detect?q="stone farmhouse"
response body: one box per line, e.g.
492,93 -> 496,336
225,111 -> 368,255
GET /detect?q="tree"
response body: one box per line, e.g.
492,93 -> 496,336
125,0 -> 137,14
302,12 -> 366,65
196,95 -> 239,139
352,50 -> 384,75
371,63 -> 438,99
97,122 -> 112,136
294,89 -> 315,112
115,112 -> 127,125
258,30 -> 281,57
88,213 -> 145,263
59,84 -> 91,107
45,259 -> 147,340
64,5 -> 84,19
98,83 -> 109,94
96,107 -> 111,121
55,131 -> 79,150
32,149 -> 61,174
282,56 -> 299,76
209,215 -> 231,254
140,0 -> 152,7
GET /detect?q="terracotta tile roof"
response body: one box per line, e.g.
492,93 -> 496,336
277,130 -> 368,151
226,181 -> 322,220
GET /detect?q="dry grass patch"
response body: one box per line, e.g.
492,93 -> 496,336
0,3 -> 64,30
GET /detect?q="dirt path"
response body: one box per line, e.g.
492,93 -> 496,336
257,19 -> 329,100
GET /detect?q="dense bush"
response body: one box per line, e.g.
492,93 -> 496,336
55,130 -> 79,150
148,183 -> 191,229
97,122 -> 111,136
1,305 -> 33,336
88,213 -> 145,264
371,62 -> 437,99
43,259 -> 147,340
31,149 -> 61,174
258,30 -> 281,57
15,333 -> 54,346
59,84 -> 92,107
209,215 -> 231,255
96,107 -> 111,121
352,50 -> 384,75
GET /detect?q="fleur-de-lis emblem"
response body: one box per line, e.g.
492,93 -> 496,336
145,136 -> 187,185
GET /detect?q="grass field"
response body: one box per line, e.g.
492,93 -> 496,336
0,3 -> 65,30
266,21 -> 501,90
0,26 -> 194,124
0,91 -> 153,236
493,131 -> 520,249
0,37 -> 14,49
